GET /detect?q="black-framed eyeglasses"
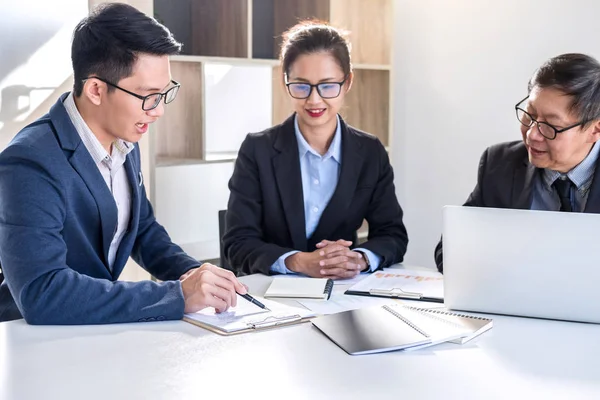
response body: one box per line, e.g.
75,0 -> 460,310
515,96 -> 586,140
285,77 -> 348,99
86,76 -> 180,111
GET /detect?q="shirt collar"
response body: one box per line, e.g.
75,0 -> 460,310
542,141 -> 600,190
63,92 -> 134,165
294,114 -> 342,164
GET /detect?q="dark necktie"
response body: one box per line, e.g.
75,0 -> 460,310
552,177 -> 574,212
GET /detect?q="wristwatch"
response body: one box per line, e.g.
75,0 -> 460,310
356,250 -> 371,272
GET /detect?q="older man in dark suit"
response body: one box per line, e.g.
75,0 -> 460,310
435,53 -> 600,272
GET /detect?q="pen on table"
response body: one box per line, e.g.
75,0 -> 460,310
238,292 -> 270,311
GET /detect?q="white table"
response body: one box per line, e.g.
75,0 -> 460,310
2,271 -> 600,400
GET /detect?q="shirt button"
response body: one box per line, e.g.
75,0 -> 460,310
312,206 -> 319,213
313,179 -> 319,185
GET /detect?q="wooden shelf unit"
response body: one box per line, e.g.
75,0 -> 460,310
153,0 -> 393,165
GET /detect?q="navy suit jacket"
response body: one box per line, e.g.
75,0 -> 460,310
0,94 -> 200,324
434,140 -> 600,272
223,114 -> 409,275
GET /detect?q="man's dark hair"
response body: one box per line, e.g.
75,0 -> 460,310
529,53 -> 600,127
71,2 -> 181,97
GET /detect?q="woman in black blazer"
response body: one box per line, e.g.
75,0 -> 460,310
224,21 -> 408,279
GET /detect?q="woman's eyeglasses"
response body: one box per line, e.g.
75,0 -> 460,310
285,77 -> 348,99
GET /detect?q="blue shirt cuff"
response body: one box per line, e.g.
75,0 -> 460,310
354,248 -> 381,272
270,250 -> 300,274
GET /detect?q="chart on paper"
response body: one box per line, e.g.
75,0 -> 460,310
347,269 -> 444,299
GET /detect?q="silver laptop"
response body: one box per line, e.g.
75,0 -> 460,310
443,205 -> 600,323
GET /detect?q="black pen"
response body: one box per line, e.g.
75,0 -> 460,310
238,292 -> 270,311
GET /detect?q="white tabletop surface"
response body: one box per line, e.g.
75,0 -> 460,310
2,266 -> 600,400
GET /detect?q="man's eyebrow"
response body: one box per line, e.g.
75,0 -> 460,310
135,81 -> 171,92
541,112 -> 568,125
543,112 -> 564,120
527,104 -> 568,125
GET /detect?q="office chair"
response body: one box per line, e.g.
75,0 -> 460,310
0,263 -> 4,285
218,210 -> 233,273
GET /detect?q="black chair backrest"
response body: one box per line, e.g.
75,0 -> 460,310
0,263 -> 3,285
218,210 -> 232,272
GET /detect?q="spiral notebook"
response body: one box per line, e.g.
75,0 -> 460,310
184,295 -> 316,335
405,307 -> 493,344
265,277 -> 334,300
312,304 -> 471,355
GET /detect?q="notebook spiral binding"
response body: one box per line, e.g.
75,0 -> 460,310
382,305 -> 430,338
404,306 -> 467,330
324,279 -> 334,300
409,307 -> 490,321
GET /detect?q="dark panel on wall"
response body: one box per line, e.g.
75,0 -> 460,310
154,0 -> 193,55
252,0 -> 275,59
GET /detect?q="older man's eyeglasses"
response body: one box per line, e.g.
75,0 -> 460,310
515,96 -> 586,140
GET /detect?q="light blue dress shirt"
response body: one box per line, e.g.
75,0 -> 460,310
270,116 -> 381,274
531,142 -> 600,212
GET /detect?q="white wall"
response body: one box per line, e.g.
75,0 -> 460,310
0,0 -> 87,149
392,0 -> 600,268
154,161 -> 234,261
204,63 -> 272,159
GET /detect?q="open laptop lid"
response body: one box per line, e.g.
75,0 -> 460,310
443,205 -> 600,323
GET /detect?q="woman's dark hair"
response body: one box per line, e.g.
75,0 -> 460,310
280,20 -> 352,78
71,2 -> 181,96
529,53 -> 600,126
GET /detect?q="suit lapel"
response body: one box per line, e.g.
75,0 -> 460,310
584,160 -> 600,213
272,115 -> 307,251
50,94 -> 117,270
310,119 -> 363,241
123,154 -> 141,231
68,143 -> 117,269
511,154 -> 536,209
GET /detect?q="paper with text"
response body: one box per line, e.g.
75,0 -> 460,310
184,295 -> 315,333
298,292 -> 398,315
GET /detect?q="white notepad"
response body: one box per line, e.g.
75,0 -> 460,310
265,277 -> 334,300
184,295 -> 316,335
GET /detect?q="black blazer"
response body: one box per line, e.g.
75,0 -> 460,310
224,114 -> 408,275
434,140 -> 600,272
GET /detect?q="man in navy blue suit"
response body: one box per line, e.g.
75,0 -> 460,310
0,3 -> 246,324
